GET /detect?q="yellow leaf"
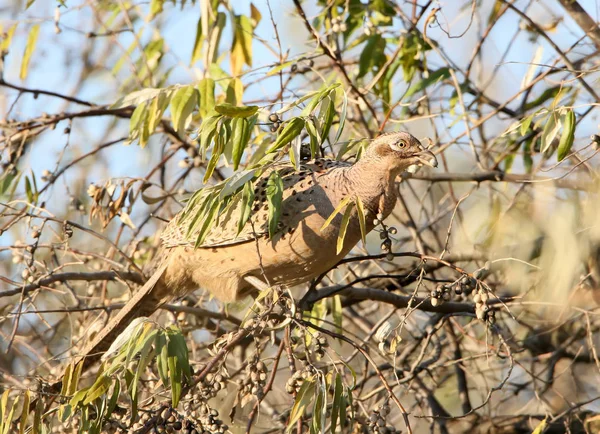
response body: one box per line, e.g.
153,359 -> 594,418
230,14 -> 253,76
321,196 -> 352,232
20,24 -> 40,80
0,24 -> 17,51
336,202 -> 354,254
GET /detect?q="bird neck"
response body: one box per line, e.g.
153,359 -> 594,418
346,157 -> 399,217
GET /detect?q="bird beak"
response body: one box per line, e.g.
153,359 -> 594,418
414,150 -> 438,168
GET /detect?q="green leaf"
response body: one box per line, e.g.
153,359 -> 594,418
106,382 -> 120,420
155,332 -> 169,387
267,117 -> 305,154
267,60 -> 295,76
60,363 -> 73,398
305,118 -> 320,159
520,113 -> 534,136
404,67 -> 451,100
333,87 -> 348,144
190,14 -> 203,64
238,181 -> 255,235
320,196 -> 352,232
336,201 -> 354,254
330,374 -> 342,433
226,78 -> 244,105
318,96 -> 335,144
193,194 -> 220,247
129,102 -> 148,144
287,378 -> 315,432
358,34 -> 386,79
557,109 -> 575,161
198,78 -> 215,118
266,171 -> 284,238
167,353 -> 183,407
524,86 -> 571,111
329,296 -> 342,335
215,103 -> 258,118
111,87 -> 164,109
20,24 -> 40,80
355,197 -> 367,245
83,376 -> 111,405
147,89 -> 172,134
312,383 -> 324,434
170,85 -> 199,135
541,111 -> 561,153
203,132 -> 224,183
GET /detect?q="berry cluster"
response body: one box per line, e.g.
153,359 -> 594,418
285,365 -> 315,395
268,113 -> 282,133
238,357 -> 268,401
367,401 -> 398,434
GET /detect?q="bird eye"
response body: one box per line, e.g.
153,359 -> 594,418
396,140 -> 407,148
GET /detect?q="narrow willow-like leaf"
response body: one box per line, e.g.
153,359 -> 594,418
266,171 -> 284,238
170,85 -> 198,135
230,14 -> 253,76
331,374 -> 343,433
302,83 -> 340,115
520,112 -> 534,136
60,363 -> 73,398
557,109 -> 575,161
0,24 -> 17,51
332,294 -> 343,333
267,117 -> 305,154
237,181 -> 255,236
541,111 -> 561,153
198,78 -> 215,118
203,132 -> 224,183
199,114 -> 221,152
333,87 -> 348,144
404,67 -> 450,100
155,332 -> 169,387
190,14 -> 203,65
305,118 -> 320,159
318,96 -> 335,143
82,376 -> 110,406
336,202 -> 354,254
19,390 -> 30,434
231,117 -> 246,170
194,194 -> 220,247
20,24 -> 40,80
320,196 -> 352,232
355,197 -> 367,245
215,103 -> 258,118
287,378 -> 315,432
105,381 -> 120,421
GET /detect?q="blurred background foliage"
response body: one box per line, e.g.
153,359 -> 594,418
1,0 -> 600,433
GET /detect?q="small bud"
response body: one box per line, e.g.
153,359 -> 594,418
268,113 -> 279,123
388,227 -> 397,235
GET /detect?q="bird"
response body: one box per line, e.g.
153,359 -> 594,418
50,131 -> 437,394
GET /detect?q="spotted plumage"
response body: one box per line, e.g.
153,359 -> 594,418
67,131 -> 437,379
160,158 -> 350,249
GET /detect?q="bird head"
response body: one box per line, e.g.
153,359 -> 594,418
364,131 -> 438,174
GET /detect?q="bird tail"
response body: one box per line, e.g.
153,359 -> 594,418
37,260 -> 171,408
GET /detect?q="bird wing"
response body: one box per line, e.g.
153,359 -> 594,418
160,158 -> 350,248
